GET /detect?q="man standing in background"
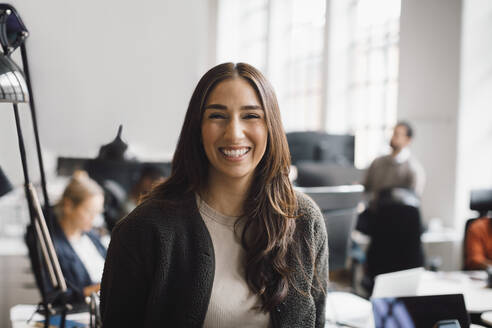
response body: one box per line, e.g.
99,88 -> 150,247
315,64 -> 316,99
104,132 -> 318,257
363,121 -> 426,207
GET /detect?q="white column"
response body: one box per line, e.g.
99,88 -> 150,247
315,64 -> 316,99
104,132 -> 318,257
398,0 -> 462,227
455,0 -> 492,226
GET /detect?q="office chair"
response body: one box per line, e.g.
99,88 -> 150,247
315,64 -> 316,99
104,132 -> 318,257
297,185 -> 364,272
463,188 -> 492,270
364,188 -> 425,293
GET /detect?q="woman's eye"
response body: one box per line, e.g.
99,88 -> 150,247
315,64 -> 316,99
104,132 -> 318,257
209,113 -> 226,119
244,113 -> 261,119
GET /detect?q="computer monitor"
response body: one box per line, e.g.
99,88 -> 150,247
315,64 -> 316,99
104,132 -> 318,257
286,131 -> 355,165
371,294 -> 470,328
56,157 -> 171,192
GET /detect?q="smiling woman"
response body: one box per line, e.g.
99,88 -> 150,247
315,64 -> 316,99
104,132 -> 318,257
100,63 -> 328,328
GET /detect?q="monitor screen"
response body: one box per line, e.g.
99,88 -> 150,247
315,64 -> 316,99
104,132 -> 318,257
371,294 -> 469,328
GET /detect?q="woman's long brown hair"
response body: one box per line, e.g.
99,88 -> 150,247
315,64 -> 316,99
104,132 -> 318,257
144,63 -> 298,311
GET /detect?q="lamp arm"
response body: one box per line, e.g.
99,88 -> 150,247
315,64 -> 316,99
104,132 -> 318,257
29,183 -> 67,292
20,43 -> 52,229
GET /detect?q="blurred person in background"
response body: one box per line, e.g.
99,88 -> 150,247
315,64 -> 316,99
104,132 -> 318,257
119,164 -> 166,219
52,170 -> 106,303
465,217 -> 492,270
363,121 -> 425,207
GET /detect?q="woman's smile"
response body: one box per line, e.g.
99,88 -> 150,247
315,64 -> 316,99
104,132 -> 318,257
218,146 -> 251,161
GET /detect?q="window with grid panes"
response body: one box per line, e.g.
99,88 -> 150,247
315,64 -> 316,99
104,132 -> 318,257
347,0 -> 401,168
217,0 -> 326,132
216,0 -> 401,168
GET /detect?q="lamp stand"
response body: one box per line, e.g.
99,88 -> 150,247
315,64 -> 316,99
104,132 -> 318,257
19,43 -> 52,231
12,103 -> 69,328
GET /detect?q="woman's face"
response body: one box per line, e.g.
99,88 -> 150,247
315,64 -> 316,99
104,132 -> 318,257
201,77 -> 268,185
65,194 -> 104,232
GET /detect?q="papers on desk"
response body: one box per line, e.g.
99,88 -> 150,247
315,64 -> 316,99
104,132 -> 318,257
10,304 -> 89,328
372,267 -> 424,298
326,291 -> 374,328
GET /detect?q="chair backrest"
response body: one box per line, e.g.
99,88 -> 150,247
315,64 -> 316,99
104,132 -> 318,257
296,185 -> 364,271
470,189 -> 492,217
366,202 -> 425,278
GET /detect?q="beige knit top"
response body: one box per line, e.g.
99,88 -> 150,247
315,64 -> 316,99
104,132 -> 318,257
196,195 -> 271,328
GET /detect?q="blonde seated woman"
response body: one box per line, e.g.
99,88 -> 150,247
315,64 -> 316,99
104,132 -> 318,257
51,171 -> 106,303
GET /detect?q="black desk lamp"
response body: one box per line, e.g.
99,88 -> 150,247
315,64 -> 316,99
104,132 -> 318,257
0,3 -> 52,218
0,4 -> 70,328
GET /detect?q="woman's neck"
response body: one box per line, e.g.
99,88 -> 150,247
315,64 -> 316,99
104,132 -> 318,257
202,173 -> 252,217
58,216 -> 82,240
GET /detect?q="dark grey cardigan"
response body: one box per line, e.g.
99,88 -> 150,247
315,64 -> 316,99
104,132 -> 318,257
100,191 -> 328,327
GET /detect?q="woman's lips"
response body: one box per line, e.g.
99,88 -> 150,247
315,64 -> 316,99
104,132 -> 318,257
219,147 -> 251,160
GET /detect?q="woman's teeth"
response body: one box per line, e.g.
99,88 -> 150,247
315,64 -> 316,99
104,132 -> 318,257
221,148 -> 249,157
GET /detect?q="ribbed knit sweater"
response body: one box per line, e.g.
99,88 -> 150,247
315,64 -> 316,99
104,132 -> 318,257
100,191 -> 328,327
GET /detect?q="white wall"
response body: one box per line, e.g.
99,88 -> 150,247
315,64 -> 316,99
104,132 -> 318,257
0,0 -> 215,186
398,0 -> 463,227
399,0 -> 492,233
455,0 -> 492,225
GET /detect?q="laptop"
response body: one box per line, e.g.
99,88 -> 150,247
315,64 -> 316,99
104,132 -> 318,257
372,267 -> 424,298
371,294 -> 470,328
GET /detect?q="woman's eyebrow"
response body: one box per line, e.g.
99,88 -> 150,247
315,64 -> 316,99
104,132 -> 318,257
241,105 -> 262,110
204,103 -> 227,110
203,104 -> 263,110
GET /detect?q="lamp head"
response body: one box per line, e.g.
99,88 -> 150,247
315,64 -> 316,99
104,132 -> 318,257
0,4 -> 29,55
0,53 -> 29,103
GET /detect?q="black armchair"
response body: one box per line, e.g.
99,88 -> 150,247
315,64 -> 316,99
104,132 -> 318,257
364,188 -> 425,291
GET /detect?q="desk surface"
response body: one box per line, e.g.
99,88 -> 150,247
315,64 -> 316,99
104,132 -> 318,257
418,271 -> 492,313
325,291 -> 488,328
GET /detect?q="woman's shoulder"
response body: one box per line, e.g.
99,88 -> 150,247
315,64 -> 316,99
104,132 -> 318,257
294,190 -> 326,239
295,191 -> 323,223
112,193 -> 196,237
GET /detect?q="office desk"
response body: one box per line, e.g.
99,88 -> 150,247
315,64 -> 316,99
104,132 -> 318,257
324,291 -> 488,328
418,271 -> 492,313
11,304 -> 90,328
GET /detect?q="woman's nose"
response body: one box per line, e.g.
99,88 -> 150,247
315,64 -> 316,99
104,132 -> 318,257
224,117 -> 245,141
